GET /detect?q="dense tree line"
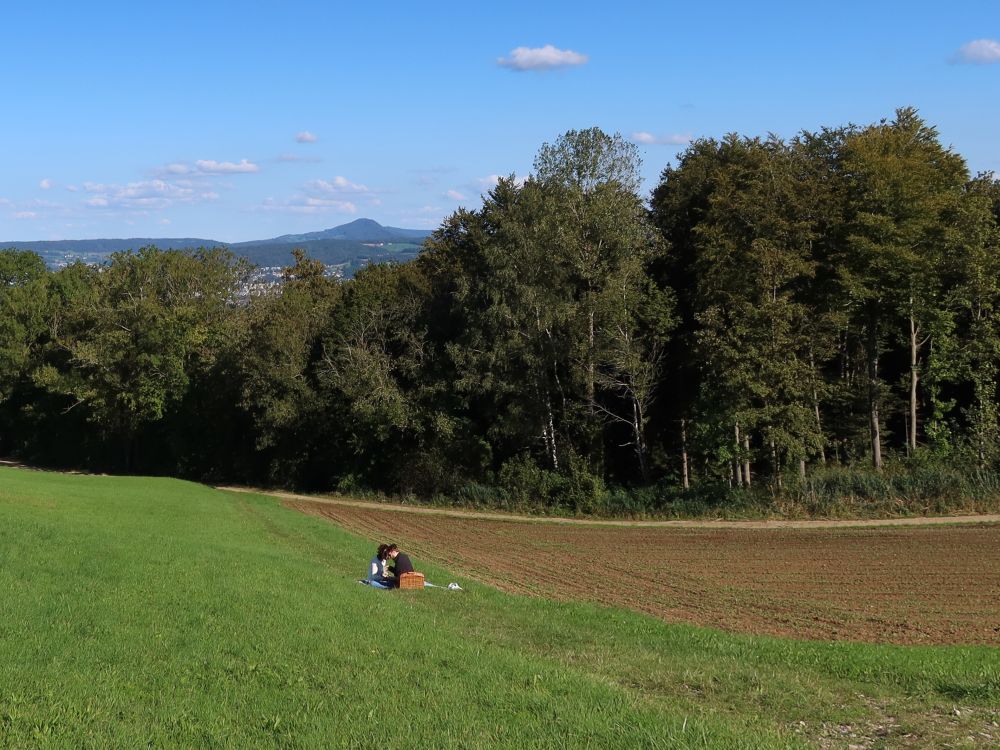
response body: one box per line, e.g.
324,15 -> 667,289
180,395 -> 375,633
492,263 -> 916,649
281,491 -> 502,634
2,110 -> 999,512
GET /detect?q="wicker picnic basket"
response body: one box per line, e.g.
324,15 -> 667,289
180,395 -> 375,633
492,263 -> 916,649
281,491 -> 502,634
398,571 -> 425,590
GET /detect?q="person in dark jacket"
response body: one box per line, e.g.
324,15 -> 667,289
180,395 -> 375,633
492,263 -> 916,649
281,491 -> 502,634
386,544 -> 413,586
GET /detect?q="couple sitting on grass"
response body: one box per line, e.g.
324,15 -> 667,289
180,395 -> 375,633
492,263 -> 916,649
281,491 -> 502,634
366,543 -> 413,589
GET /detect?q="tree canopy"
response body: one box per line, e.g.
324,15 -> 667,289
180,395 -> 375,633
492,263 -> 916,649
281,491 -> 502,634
2,112 -> 999,512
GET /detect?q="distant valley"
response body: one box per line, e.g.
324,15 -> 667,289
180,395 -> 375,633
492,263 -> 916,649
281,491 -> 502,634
0,218 -> 433,277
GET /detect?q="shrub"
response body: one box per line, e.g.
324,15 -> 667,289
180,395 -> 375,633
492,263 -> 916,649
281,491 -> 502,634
498,454 -> 606,513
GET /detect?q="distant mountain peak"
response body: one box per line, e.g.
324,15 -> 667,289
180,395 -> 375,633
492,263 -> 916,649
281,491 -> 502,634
342,218 -> 381,228
245,218 -> 432,246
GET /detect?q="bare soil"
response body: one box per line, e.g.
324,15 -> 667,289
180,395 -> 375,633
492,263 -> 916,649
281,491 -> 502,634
284,496 -> 1000,645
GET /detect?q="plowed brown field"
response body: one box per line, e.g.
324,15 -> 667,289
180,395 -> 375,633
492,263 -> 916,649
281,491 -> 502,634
287,499 -> 1000,645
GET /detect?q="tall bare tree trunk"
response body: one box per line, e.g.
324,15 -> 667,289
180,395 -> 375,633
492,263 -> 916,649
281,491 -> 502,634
868,315 -> 883,471
548,403 -> 558,470
742,434 -> 752,488
809,350 -> 826,465
909,308 -> 919,454
734,421 -> 744,486
869,378 -> 882,470
588,307 -> 595,412
976,399 -> 987,469
814,400 -> 827,466
632,397 -> 648,482
681,418 -> 690,490
542,394 -> 558,471
770,439 -> 781,488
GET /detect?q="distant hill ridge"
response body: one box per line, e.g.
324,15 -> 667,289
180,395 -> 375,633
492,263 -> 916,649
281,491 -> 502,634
240,218 -> 431,246
1,219 -> 434,275
0,238 -> 220,253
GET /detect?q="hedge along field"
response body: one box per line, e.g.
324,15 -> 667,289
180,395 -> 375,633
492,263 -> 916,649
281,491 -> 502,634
0,468 -> 997,749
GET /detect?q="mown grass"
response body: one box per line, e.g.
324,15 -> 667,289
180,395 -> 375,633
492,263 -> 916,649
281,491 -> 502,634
0,467 -> 997,748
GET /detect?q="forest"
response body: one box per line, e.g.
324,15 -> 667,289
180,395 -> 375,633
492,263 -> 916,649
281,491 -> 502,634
2,108 -> 1000,515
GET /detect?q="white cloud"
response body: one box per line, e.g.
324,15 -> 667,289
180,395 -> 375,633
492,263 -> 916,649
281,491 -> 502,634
1,198 -> 62,220
159,218 -> 171,225
305,176 -> 370,195
39,178 -> 52,190
261,196 -> 358,215
163,163 -> 194,175
445,189 -> 467,201
258,175 -> 375,216
631,131 -> 692,146
954,39 -> 1000,64
194,159 -> 259,174
66,185 -> 79,192
498,45 -> 588,71
295,131 -> 318,143
82,179 -> 217,211
417,205 -> 442,214
152,159 -> 260,177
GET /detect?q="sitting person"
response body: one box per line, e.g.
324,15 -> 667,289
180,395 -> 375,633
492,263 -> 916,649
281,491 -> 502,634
386,544 -> 414,587
366,543 -> 392,588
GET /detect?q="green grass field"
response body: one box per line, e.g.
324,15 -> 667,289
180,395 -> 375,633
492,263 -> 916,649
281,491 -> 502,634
0,467 -> 997,748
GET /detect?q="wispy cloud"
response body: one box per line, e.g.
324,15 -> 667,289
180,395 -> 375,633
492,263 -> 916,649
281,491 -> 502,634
2,197 -> 65,221
445,189 -> 466,201
162,163 -> 193,175
305,176 -> 370,195
953,39 -> 1000,64
275,153 -> 322,164
498,44 -> 588,71
39,178 -> 52,190
631,131 -> 692,146
82,180 -> 217,211
154,159 -> 260,177
261,196 -> 358,215
194,159 -> 259,174
258,172 -> 378,216
295,131 -> 318,143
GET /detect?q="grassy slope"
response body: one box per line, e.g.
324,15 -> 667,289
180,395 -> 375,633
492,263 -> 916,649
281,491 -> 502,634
0,468 -> 996,748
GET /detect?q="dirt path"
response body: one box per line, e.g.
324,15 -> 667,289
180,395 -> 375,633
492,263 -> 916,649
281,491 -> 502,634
218,485 -> 1000,529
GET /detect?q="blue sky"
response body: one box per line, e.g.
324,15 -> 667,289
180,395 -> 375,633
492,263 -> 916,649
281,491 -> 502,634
2,1 -> 997,242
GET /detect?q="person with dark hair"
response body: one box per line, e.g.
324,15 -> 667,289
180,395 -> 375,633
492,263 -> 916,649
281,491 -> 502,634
367,543 -> 392,589
386,544 -> 414,587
